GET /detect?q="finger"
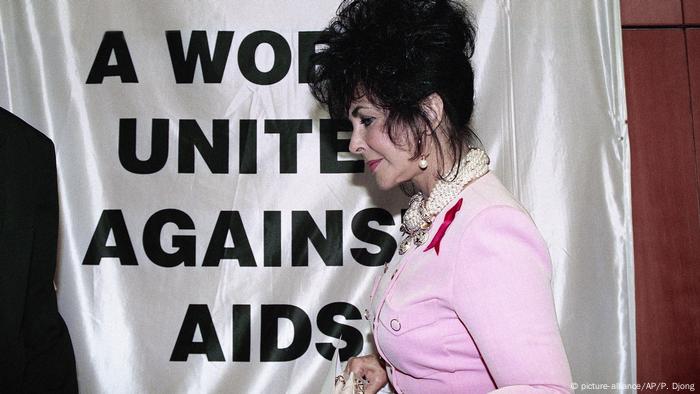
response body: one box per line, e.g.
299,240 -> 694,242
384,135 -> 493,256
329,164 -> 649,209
346,357 -> 366,375
345,356 -> 357,372
365,387 -> 380,394
365,378 -> 385,394
348,364 -> 367,376
365,368 -> 388,392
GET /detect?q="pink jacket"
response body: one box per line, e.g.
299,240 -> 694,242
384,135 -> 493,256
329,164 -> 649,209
368,172 -> 572,393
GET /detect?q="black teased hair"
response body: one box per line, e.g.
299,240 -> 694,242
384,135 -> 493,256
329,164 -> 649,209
308,0 -> 481,178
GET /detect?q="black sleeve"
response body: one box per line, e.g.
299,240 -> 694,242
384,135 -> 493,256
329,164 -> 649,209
20,135 -> 78,393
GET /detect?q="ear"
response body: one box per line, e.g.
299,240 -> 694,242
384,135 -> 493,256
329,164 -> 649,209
421,93 -> 444,134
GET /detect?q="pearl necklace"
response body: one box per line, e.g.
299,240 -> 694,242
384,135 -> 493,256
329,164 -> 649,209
398,148 -> 490,255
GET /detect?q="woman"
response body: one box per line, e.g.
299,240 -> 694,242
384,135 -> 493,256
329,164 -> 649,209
309,0 -> 573,392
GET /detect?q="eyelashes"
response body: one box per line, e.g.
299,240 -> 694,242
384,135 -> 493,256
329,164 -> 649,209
360,117 -> 375,127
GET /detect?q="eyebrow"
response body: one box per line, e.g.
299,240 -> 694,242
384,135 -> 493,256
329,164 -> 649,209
350,106 -> 367,118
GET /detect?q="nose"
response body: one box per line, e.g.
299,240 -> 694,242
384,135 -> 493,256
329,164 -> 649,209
348,126 -> 365,155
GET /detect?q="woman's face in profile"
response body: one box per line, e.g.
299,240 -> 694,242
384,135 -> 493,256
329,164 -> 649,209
348,96 -> 422,190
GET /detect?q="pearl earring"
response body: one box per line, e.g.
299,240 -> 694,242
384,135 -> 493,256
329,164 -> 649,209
419,155 -> 428,170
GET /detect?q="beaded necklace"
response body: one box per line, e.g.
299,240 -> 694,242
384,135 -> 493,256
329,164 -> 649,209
398,148 -> 490,255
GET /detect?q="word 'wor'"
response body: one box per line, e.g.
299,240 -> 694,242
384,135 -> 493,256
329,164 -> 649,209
86,30 -> 322,85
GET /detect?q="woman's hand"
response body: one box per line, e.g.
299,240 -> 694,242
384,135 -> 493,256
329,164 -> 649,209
346,354 -> 388,394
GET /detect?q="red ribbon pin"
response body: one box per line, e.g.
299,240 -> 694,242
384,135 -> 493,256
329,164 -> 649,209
424,198 -> 463,255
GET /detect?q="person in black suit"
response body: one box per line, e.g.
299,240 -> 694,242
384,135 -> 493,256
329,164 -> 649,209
0,107 -> 78,393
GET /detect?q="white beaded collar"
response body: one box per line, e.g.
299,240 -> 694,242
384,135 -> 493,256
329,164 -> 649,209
398,148 -> 490,255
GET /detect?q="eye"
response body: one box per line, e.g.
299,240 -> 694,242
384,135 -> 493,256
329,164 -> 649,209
360,117 -> 375,127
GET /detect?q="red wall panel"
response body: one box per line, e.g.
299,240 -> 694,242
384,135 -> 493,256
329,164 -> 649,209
687,29 -> 700,189
622,29 -> 700,387
621,0 -> 683,26
683,0 -> 700,24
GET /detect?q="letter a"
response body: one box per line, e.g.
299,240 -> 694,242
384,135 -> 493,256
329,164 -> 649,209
86,31 -> 138,83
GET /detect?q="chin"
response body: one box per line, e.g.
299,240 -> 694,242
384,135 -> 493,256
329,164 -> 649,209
375,182 -> 395,191
373,176 -> 402,191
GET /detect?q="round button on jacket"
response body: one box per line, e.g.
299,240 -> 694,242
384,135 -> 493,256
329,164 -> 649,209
390,318 -> 401,331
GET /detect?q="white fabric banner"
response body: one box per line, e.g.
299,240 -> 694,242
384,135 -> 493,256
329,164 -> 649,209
0,0 -> 634,392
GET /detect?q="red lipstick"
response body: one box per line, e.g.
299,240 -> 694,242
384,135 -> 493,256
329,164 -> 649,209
367,159 -> 382,172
